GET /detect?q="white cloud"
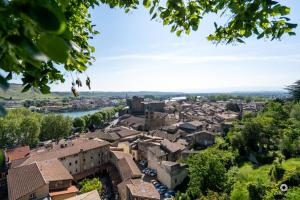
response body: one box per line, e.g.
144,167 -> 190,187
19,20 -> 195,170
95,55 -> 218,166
96,53 -> 300,64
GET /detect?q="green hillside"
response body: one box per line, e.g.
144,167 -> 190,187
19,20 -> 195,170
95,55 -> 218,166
0,83 -> 62,100
231,158 -> 300,200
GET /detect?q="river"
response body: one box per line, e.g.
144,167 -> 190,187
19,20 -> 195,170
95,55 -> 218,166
58,108 -> 104,118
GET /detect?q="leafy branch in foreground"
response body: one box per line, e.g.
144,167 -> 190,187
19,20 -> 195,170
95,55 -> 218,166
0,0 -> 297,112
286,80 -> 300,101
147,0 -> 297,43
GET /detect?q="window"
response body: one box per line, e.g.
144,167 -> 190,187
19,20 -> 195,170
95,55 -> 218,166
91,156 -> 93,160
69,162 -> 72,166
75,169 -> 78,173
98,153 -> 100,157
29,193 -> 36,199
75,160 -> 78,164
83,158 -> 86,162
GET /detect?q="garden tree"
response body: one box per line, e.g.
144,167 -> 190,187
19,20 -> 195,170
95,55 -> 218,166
183,148 -> 235,199
0,0 -> 297,115
253,115 -> 280,152
228,100 -> 293,158
73,117 -> 86,132
0,108 -> 42,147
290,103 -> 300,121
247,180 -> 267,200
269,159 -> 285,181
286,80 -> 300,101
280,119 -> 300,158
40,114 -> 72,141
79,178 -> 102,194
19,116 -> 41,146
241,120 -> 262,152
263,101 -> 289,123
89,112 -> 104,129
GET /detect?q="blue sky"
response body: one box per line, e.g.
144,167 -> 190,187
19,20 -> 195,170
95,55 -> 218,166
52,1 -> 300,92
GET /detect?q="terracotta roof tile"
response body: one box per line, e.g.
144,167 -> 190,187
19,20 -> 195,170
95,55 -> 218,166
49,185 -> 79,197
126,179 -> 160,200
6,146 -> 30,162
37,159 -> 73,182
161,139 -> 185,153
7,163 -> 47,200
17,139 -> 109,167
65,190 -> 101,200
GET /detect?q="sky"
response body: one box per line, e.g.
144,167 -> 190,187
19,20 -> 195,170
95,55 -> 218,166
51,1 -> 300,92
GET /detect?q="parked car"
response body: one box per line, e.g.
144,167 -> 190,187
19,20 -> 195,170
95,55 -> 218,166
149,172 -> 156,177
154,183 -> 161,188
139,160 -> 147,168
158,188 -> 167,195
159,185 -> 168,190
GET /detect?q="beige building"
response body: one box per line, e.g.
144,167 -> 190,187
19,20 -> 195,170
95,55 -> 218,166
156,161 -> 187,189
110,151 -> 142,181
14,139 -> 110,181
7,138 -> 110,200
186,131 -> 215,148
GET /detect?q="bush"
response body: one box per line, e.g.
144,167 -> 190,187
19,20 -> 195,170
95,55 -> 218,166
79,178 -> 102,194
284,187 -> 300,200
269,161 -> 285,181
247,181 -> 266,200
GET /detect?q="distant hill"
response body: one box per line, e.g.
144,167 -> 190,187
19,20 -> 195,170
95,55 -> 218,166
0,84 -> 185,100
0,83 -> 288,100
0,84 -> 63,100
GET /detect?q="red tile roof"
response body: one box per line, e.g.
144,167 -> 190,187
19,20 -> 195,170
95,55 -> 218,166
37,159 -> 73,182
6,146 -> 30,162
126,179 -> 160,200
49,185 -> 78,197
17,139 -> 109,167
7,163 -> 47,200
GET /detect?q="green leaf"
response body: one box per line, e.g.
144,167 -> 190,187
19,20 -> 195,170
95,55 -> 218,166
288,32 -> 296,36
24,2 -> 66,34
60,0 -> 69,11
0,75 -> 9,90
143,0 -> 151,8
214,22 -> 218,29
37,34 -> 69,63
236,38 -> 245,43
22,84 -> 32,93
176,30 -> 183,37
286,23 -> 298,29
40,85 -> 51,94
257,33 -> 265,39
150,6 -> 155,14
6,72 -> 12,80
151,13 -> 157,20
280,6 -> 291,15
185,29 -> 191,35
